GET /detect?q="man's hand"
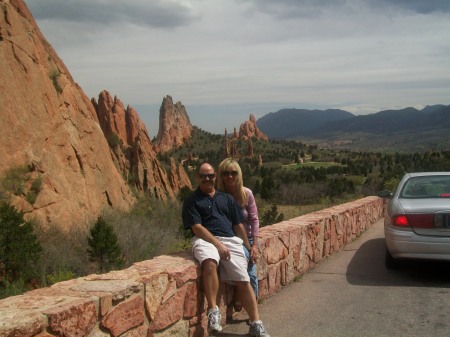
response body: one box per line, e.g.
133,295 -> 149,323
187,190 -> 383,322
191,223 -> 230,260
215,241 -> 231,260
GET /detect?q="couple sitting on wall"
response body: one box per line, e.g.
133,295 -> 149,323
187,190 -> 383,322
182,158 -> 269,337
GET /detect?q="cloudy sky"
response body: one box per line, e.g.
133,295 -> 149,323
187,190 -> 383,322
25,0 -> 450,136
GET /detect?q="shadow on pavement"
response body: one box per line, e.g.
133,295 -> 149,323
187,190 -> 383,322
346,238 -> 450,287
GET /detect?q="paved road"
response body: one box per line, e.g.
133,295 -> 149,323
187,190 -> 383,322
219,219 -> 450,337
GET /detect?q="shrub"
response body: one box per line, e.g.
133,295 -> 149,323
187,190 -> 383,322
0,165 -> 29,196
26,176 -> 42,204
0,166 -> 42,205
0,278 -> 27,300
107,133 -> 123,148
49,69 -> 62,94
34,221 -> 91,286
102,196 -> 187,264
47,270 -> 76,285
383,177 -> 400,192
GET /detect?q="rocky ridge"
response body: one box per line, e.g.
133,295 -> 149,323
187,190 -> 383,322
0,0 -> 190,229
93,91 -> 191,200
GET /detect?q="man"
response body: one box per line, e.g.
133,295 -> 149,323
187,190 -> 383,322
182,163 -> 270,337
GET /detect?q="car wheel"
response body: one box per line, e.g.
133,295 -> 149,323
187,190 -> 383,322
385,248 -> 400,270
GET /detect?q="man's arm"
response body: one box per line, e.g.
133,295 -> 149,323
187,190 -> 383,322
191,223 -> 231,260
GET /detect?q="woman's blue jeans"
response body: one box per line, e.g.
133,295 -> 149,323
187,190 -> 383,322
243,237 -> 259,299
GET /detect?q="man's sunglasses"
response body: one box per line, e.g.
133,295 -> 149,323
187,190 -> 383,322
198,173 -> 216,179
222,171 -> 238,177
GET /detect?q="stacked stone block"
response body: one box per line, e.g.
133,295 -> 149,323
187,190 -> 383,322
0,196 -> 383,336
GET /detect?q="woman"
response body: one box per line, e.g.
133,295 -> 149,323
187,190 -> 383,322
218,158 -> 260,314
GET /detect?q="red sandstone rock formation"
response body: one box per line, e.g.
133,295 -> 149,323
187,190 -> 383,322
153,96 -> 193,154
233,127 -> 239,139
224,116 -> 266,159
93,91 -> 192,200
168,157 -> 192,195
0,0 -> 192,229
239,114 -> 269,141
0,0 -> 136,229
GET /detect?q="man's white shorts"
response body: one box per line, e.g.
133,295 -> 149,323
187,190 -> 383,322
192,236 -> 250,283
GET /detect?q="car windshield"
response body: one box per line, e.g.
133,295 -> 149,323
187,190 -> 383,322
400,175 -> 450,199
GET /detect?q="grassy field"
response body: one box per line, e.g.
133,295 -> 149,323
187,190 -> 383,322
256,195 -> 360,221
283,161 -> 341,170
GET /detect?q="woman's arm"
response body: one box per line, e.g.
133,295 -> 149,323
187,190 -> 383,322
246,189 -> 260,262
246,189 -> 260,238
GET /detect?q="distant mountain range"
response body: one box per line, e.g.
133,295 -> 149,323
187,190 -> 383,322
256,108 -> 354,139
256,105 -> 450,151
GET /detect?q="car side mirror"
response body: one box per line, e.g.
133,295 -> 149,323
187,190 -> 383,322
378,190 -> 393,198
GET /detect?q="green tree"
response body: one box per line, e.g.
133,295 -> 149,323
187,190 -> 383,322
328,177 -> 355,199
87,217 -> 124,272
260,176 -> 274,200
178,186 -> 193,202
253,179 -> 261,195
260,205 -> 284,227
0,201 -> 42,282
383,177 -> 400,192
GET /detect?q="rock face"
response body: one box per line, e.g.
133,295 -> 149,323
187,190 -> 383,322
0,0 -> 135,229
239,114 -> 269,141
0,0 -> 191,229
224,115 -> 268,158
153,96 -> 193,154
93,91 -> 192,200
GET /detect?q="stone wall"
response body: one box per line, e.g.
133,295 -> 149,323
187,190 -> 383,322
0,196 -> 383,337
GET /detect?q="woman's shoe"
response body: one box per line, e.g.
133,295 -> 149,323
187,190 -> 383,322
233,301 -> 243,312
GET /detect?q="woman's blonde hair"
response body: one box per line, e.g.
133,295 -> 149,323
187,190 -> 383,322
217,158 -> 247,206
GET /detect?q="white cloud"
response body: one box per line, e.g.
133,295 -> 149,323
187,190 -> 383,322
24,0 -> 450,135
27,0 -> 198,27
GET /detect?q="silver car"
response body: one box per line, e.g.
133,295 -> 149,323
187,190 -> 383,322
380,172 -> 450,269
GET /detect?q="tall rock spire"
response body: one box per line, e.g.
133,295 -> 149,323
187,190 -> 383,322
153,95 -> 193,154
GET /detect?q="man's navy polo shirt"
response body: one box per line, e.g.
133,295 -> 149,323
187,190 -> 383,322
182,187 -> 242,237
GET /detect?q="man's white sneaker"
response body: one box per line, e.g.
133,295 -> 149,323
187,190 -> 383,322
207,306 -> 222,332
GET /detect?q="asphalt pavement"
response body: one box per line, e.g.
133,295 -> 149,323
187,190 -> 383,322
218,219 -> 450,337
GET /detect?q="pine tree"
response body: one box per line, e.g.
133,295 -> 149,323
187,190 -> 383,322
0,201 -> 42,282
253,179 -> 261,195
261,176 -> 274,200
87,217 -> 124,272
260,205 -> 284,227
